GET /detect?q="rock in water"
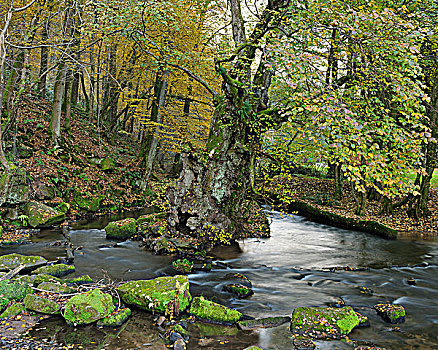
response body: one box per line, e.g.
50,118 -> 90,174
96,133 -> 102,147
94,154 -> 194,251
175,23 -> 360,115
0,302 -> 25,319
373,304 -> 405,324
223,283 -> 253,298
290,306 -> 361,340
23,295 -> 60,314
237,316 -> 290,330
24,201 -> 65,228
0,253 -> 47,271
63,289 -> 115,326
0,280 -> 33,312
105,218 -> 137,240
38,282 -> 75,294
117,275 -> 191,314
189,296 -> 242,324
32,263 -> 75,277
97,307 -> 131,327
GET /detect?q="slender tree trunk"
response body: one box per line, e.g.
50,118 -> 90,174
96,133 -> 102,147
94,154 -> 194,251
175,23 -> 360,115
50,63 -> 66,145
37,25 -> 48,97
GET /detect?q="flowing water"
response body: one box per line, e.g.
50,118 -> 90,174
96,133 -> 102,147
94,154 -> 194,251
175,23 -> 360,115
1,211 -> 438,349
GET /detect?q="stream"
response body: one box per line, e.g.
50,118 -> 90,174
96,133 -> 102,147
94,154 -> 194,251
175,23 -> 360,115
1,210 -> 437,349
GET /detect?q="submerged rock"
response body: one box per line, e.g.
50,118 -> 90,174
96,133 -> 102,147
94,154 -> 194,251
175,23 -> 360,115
117,275 -> 191,314
0,302 -> 25,318
24,201 -> 65,228
63,289 -> 115,326
373,304 -> 405,324
237,316 -> 290,330
97,307 -> 131,327
23,294 -> 60,314
224,273 -> 252,288
223,283 -> 253,298
105,218 -> 137,240
32,263 -> 75,277
189,296 -> 242,324
0,253 -> 47,271
290,306 -> 361,340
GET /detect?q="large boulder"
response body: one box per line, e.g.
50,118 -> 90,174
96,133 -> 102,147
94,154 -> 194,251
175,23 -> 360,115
105,218 -> 136,240
117,275 -> 191,314
0,171 -> 29,206
0,253 -> 47,271
189,296 -> 242,324
23,294 -> 60,314
290,306 -> 360,340
32,263 -> 75,277
24,201 -> 65,228
38,282 -> 75,294
63,289 -> 115,326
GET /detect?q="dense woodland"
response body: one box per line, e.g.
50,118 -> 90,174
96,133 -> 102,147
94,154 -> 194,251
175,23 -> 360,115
0,0 -> 437,241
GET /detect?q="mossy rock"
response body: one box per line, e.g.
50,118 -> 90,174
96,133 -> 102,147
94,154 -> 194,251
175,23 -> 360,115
0,302 -> 25,319
32,263 -> 75,277
290,306 -> 360,340
55,202 -> 70,214
64,289 -> 115,326
373,304 -> 405,324
0,253 -> 47,271
137,212 -> 166,226
237,316 -> 290,330
24,294 -> 60,314
0,280 -> 33,312
24,201 -> 65,228
189,296 -> 242,324
15,275 -> 36,286
65,275 -> 93,285
0,226 -> 3,238
72,189 -> 102,212
100,157 -> 115,172
223,283 -> 253,298
34,274 -> 62,286
243,347 -> 263,350
105,218 -> 137,240
117,275 -> 191,314
38,282 -> 75,294
96,307 -> 131,327
196,322 -> 239,337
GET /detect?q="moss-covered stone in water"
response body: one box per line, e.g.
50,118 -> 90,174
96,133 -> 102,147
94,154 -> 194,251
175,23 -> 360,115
105,218 -> 137,240
34,274 -> 62,286
38,282 -> 75,294
15,275 -> 36,286
96,307 -> 131,327
189,296 -> 242,324
196,322 -> 238,337
65,275 -> 93,285
223,283 -> 253,298
24,294 -> 60,314
0,302 -> 25,318
24,201 -> 65,228
243,347 -> 263,350
0,280 -> 33,305
0,253 -> 47,270
291,306 -> 360,340
237,316 -> 290,330
32,263 -> 75,277
374,304 -> 405,324
117,275 -> 191,314
63,289 -> 115,326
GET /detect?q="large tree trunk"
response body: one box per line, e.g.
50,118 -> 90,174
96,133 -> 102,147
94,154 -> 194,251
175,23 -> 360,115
166,0 -> 288,243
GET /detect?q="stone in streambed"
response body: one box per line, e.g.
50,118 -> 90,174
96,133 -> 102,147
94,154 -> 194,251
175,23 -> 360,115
243,347 -> 263,350
223,283 -> 253,298
65,275 -> 93,285
290,306 -> 361,340
32,263 -> 75,277
63,289 -> 115,326
105,218 -> 136,240
0,302 -> 25,319
24,294 -> 60,314
373,304 -> 405,324
38,282 -> 75,294
0,280 -> 33,312
237,316 -> 291,330
24,201 -> 65,228
189,296 -> 242,324
117,275 -> 191,314
97,307 -> 131,327
34,274 -> 62,286
0,253 -> 47,271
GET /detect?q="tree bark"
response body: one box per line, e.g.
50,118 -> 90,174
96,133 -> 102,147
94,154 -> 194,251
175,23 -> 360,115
50,63 -> 67,145
37,25 -> 48,97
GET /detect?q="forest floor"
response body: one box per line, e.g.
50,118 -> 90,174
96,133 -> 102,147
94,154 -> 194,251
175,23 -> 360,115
268,175 -> 438,237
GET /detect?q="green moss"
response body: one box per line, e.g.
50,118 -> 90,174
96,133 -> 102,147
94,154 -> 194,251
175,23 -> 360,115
105,218 -> 137,239
24,294 -> 60,314
223,284 -> 253,298
38,282 -> 75,294
34,274 -> 62,286
32,263 -> 75,277
196,322 -> 238,337
0,280 -> 33,303
117,275 -> 191,314
291,306 -> 360,340
0,226 -> 3,238
24,201 -> 65,228
96,307 -> 131,327
100,157 -> 115,171
65,275 -> 93,285
137,212 -> 166,225
171,323 -> 189,337
72,189 -> 102,212
243,347 -> 263,350
374,304 -> 405,324
63,289 -> 115,326
15,275 -> 36,286
237,316 -> 290,330
0,302 -> 25,318
0,253 -> 47,270
189,296 -> 242,323
172,259 -> 193,273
